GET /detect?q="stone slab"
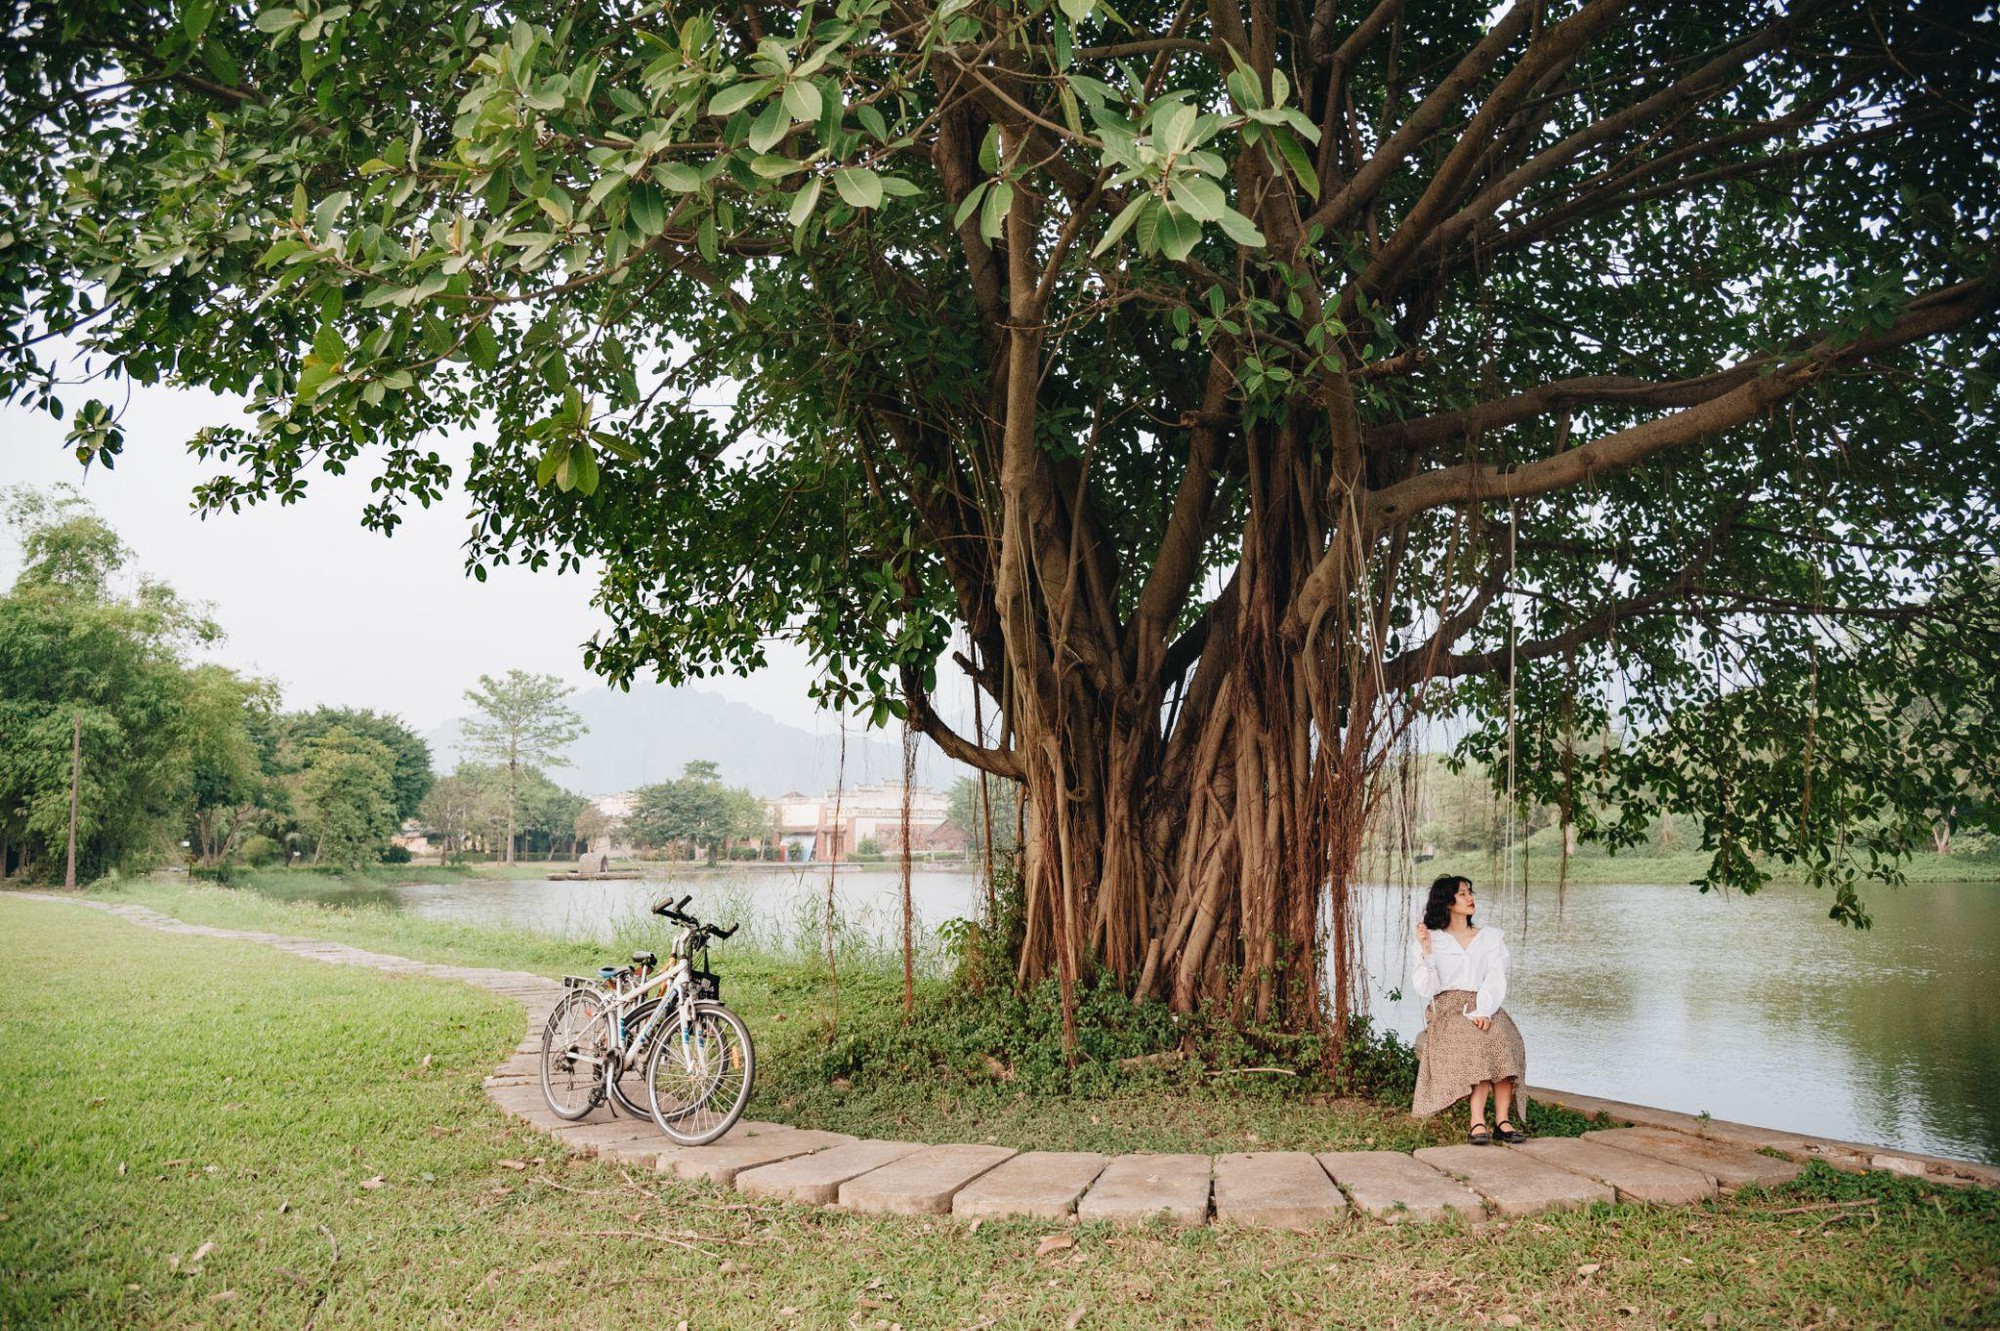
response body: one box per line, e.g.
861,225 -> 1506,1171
663,1125 -> 855,1186
1511,1137 -> 1715,1205
1583,1128 -> 1803,1189
1527,1085 -> 2000,1188
950,1152 -> 1111,1220
548,1118 -> 666,1156
838,1143 -> 1018,1216
737,1140 -> 926,1205
1318,1150 -> 1486,1223
1212,1152 -> 1348,1229
1074,1154 -> 1211,1227
1413,1144 -> 1615,1216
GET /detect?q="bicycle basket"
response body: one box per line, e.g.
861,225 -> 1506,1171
562,974 -> 600,990
691,967 -> 721,1003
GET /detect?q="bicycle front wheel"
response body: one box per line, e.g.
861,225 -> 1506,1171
645,1001 -> 755,1146
539,989 -> 611,1121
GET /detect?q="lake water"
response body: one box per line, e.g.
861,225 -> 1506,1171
388,868 -> 1999,1165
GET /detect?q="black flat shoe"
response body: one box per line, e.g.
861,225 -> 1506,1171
1496,1120 -> 1527,1144
1468,1125 -> 1493,1145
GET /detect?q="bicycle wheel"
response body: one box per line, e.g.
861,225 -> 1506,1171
644,1001 -> 755,1146
606,998 -> 667,1118
539,989 -> 611,1120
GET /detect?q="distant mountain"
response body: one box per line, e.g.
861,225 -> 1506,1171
424,681 -> 958,797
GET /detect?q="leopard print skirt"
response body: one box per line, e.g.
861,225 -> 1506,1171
1411,989 -> 1528,1120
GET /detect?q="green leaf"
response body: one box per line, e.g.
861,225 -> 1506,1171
654,162 -> 702,193
953,180 -> 989,230
878,175 -> 920,198
1066,74 -> 1120,109
1058,0 -> 1095,22
1155,204 -> 1200,261
253,7 -> 299,34
468,322 -> 500,371
752,154 -> 801,179
628,181 -> 666,235
1268,125 -> 1320,201
978,124 -> 1001,174
708,80 -> 771,117
1214,204 -> 1266,248
182,0 -> 217,40
856,104 -> 888,142
979,179 -> 1014,243
1091,193 -> 1149,257
832,166 -> 882,210
1168,173 -> 1225,221
747,98 -> 789,153
311,191 -> 349,241
537,443 -> 567,488
788,177 -> 823,227
782,80 -> 822,122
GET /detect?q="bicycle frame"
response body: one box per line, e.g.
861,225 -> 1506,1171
566,925 -> 714,1079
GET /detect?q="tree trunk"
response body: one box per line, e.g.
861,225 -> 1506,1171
986,411 -> 1393,1047
66,712 -> 80,890
505,754 -> 517,865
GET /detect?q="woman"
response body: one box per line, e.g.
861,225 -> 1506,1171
1411,875 -> 1528,1143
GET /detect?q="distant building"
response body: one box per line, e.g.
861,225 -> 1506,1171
768,781 -> 964,861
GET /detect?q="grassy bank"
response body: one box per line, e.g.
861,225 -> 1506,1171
4,894 -> 1996,1330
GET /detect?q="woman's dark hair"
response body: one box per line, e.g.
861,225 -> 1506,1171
1423,875 -> 1472,930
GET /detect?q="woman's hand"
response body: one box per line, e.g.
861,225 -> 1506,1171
1415,922 -> 1431,957
1468,1013 -> 1492,1032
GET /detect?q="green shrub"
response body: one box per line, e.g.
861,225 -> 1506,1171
237,834 -> 279,866
379,844 -> 413,864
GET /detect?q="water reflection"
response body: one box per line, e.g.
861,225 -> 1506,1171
386,868 -> 1998,1164
1357,878 -> 2000,1165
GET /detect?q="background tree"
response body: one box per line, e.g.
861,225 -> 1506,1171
458,671 -> 586,863
946,775 -> 1022,863
295,728 -> 398,868
417,767 -> 502,865
572,802 -> 620,858
515,766 -> 591,859
184,665 -> 283,867
0,488 -> 211,880
283,706 -> 434,820
10,3 -> 1999,1043
624,760 -> 759,862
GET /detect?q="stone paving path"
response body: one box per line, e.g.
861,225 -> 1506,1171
17,892 -> 1993,1231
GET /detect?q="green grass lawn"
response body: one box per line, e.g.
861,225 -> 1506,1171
4,894 -> 1996,1329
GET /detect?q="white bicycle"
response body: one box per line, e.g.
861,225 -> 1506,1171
538,894 -> 756,1146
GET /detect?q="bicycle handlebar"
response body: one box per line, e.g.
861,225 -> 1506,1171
648,895 -> 738,942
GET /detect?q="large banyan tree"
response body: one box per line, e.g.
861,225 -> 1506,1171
7,1 -> 1998,1040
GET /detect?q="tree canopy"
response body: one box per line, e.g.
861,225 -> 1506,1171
8,1 -> 1998,1033
0,488 -> 220,879
625,759 -> 767,860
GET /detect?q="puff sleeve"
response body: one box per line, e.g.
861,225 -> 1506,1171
1470,933 -> 1509,1019
1411,936 -> 1441,1002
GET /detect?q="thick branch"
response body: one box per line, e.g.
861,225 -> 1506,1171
1365,279 -> 1999,522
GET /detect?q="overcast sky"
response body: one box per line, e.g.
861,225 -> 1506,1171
0,377 -> 875,737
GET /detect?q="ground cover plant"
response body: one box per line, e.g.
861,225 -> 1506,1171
4,892 -> 1997,1330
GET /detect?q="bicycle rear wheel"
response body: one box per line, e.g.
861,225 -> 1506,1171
644,1001 -> 755,1146
539,989 -> 611,1120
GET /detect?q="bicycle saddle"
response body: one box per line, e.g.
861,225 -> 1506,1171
630,950 -> 658,968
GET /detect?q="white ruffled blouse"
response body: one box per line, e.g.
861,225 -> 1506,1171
1410,926 -> 1510,1020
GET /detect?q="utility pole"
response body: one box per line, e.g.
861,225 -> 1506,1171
65,712 -> 80,889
